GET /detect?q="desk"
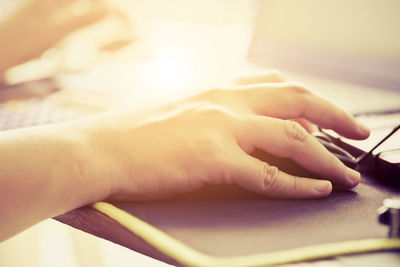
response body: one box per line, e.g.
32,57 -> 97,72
56,169 -> 400,266
2,12 -> 400,266
3,52 -> 399,267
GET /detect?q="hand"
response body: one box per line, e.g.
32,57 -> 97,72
234,70 -> 318,133
78,71 -> 370,201
0,70 -> 371,240
0,0 -> 110,76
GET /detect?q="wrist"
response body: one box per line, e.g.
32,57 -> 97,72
58,123 -> 113,209
19,122 -> 112,213
0,123 -> 112,239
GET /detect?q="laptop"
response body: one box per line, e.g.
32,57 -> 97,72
248,0 -> 400,183
248,0 -> 400,113
247,0 -> 400,182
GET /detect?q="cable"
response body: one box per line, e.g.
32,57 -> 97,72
92,201 -> 400,267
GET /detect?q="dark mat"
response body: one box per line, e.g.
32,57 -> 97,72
55,171 -> 400,266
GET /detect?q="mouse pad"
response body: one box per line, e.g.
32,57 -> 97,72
55,172 -> 400,266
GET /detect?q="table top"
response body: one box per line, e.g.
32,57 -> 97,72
56,168 -> 400,266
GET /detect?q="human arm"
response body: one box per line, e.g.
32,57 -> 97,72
0,122 -> 110,241
0,80 -> 369,241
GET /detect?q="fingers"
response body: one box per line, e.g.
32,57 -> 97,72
236,82 -> 370,140
236,116 -> 361,188
234,70 -> 284,86
230,152 -> 332,199
292,118 -> 317,134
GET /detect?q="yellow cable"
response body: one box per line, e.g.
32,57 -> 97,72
92,201 -> 400,267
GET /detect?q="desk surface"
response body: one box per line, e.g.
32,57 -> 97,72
56,170 -> 400,266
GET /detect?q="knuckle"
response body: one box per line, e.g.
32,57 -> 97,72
202,88 -> 226,101
261,164 -> 281,191
284,121 -> 309,146
198,105 -> 228,117
288,81 -> 311,95
267,69 -> 282,75
195,105 -> 239,126
267,69 -> 284,81
193,88 -> 226,103
207,87 -> 224,96
328,153 -> 342,171
285,82 -> 313,117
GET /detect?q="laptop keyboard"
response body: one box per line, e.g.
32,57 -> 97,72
0,98 -> 80,131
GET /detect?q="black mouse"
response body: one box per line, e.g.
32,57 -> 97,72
250,132 -> 358,180
312,132 -> 357,169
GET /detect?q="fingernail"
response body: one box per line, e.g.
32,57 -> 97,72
347,168 -> 361,187
358,121 -> 370,137
314,181 -> 332,194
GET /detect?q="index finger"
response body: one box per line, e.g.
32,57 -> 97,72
236,82 -> 370,140
236,116 -> 361,188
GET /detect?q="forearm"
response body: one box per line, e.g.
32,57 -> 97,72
0,123 -> 110,241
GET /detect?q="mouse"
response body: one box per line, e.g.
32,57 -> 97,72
252,131 -> 400,187
312,132 -> 358,169
250,132 -> 358,181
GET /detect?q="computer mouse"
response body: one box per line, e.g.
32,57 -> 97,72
250,133 -> 358,180
253,130 -> 400,187
312,132 -> 358,169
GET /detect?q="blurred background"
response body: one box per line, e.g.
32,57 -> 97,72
1,1 -> 256,266
0,0 -> 399,266
0,0 -> 257,107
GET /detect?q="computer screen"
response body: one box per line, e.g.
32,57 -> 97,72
248,0 -> 400,90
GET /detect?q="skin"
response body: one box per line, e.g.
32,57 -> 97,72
0,70 -> 370,241
0,0 -> 110,80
